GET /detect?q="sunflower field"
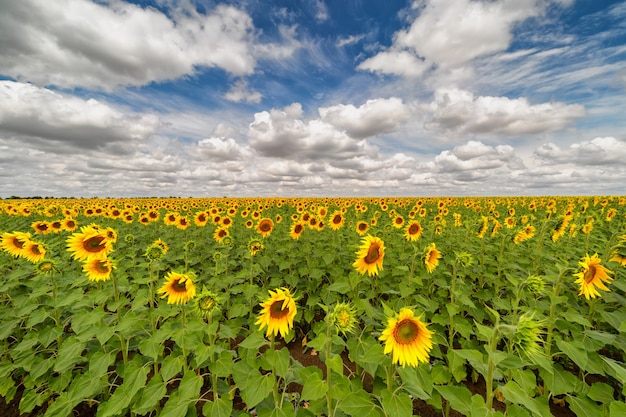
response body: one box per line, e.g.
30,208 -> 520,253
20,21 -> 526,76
0,196 -> 625,417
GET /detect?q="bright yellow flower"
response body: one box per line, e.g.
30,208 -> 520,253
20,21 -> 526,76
257,218 -> 274,237
255,288 -> 297,339
0,231 -> 31,258
157,271 -> 197,305
424,243 -> 441,273
404,220 -> 423,241
352,235 -> 385,276
66,226 -> 113,261
379,308 -> 434,368
573,253 -> 613,300
82,258 -> 115,282
21,240 -> 46,263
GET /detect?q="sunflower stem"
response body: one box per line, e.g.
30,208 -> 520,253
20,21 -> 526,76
269,333 -> 280,408
325,316 -> 335,417
208,314 -> 219,401
111,273 -> 128,365
386,363 -> 396,392
485,318 -> 500,410
181,307 -> 188,372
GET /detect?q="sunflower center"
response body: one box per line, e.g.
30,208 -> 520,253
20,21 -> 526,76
95,261 -> 110,273
12,237 -> 25,249
172,279 -> 188,292
294,224 -> 303,233
358,223 -> 367,231
332,215 -> 342,224
260,221 -> 272,232
364,243 -> 381,264
394,319 -> 419,344
336,310 -> 351,328
31,244 -> 43,255
269,300 -> 290,319
408,224 -> 420,234
83,235 -> 107,252
583,265 -> 597,283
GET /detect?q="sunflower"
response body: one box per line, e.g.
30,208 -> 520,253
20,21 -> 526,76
32,221 -> 51,234
82,258 -> 115,282
609,251 -> 626,267
193,289 -> 220,319
194,211 -> 209,226
157,271 -> 197,305
257,218 -> 274,237
355,221 -> 369,235
213,227 -> 229,243
1,231 -> 31,257
62,218 -> 78,232
404,221 -> 423,241
176,216 -> 190,230
379,308 -> 434,368
352,235 -> 385,276
66,226 -> 113,261
290,222 -> 305,240
248,239 -> 264,256
329,302 -> 358,336
21,240 -> 47,263
424,243 -> 441,273
328,211 -> 345,231
255,287 -> 297,339
392,215 -> 405,229
573,253 -> 614,300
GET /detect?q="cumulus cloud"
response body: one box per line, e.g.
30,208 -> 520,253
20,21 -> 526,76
0,81 -> 159,151
248,103 -> 376,160
534,137 -> 626,165
433,140 -> 525,174
0,0 -> 259,89
425,88 -> 586,136
196,137 -> 252,161
318,98 -> 411,139
359,0 -> 542,80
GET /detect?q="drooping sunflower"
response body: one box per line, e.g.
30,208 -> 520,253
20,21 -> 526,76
157,271 -> 197,305
255,287 -> 297,339
379,308 -> 434,368
424,243 -> 441,274
21,240 -> 47,263
82,258 -> 115,282
257,218 -> 274,237
0,231 -> 31,258
404,220 -> 423,241
66,226 -> 113,261
352,235 -> 385,276
573,253 -> 614,300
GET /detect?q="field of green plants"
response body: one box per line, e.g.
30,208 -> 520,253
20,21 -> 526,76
0,196 -> 625,417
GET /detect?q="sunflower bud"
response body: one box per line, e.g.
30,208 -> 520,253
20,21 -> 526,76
328,302 -> 358,336
35,259 -> 58,275
525,275 -> 546,295
194,289 -> 220,319
509,313 -> 544,359
144,244 -> 166,262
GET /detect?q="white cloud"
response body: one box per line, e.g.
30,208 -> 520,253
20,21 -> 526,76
318,98 -> 412,139
224,80 -> 262,103
314,0 -> 329,22
425,88 -> 586,136
534,137 -> 626,165
196,137 -> 252,161
0,0 -> 259,89
0,80 -> 159,151
359,0 -> 543,82
337,34 -> 365,48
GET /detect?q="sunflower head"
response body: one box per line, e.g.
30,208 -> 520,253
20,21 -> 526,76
157,271 -> 197,305
525,275 -> 546,295
248,239 -> 264,256
194,289 -> 220,319
35,259 -> 58,275
255,287 -> 298,339
352,235 -> 385,276
573,253 -> 614,300
328,302 -> 358,336
144,243 -> 166,262
82,258 -> 116,282
379,308 -> 434,368
508,313 -> 545,360
424,243 -> 442,274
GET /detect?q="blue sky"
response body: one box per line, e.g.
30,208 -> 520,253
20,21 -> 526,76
0,0 -> 625,198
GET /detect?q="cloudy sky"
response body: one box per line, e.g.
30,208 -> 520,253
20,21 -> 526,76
1,0 -> 625,198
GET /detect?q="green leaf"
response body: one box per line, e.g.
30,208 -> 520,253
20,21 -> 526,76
131,374 -> 167,415
397,366 -> 431,400
232,362 -> 275,409
209,350 -> 234,378
160,355 -> 184,382
159,372 -> 203,417
434,385 -> 472,416
326,281 -> 351,294
338,390 -> 382,417
202,397 -> 233,417
380,389 -> 412,417
138,334 -> 165,360
499,381 -> 551,417
239,331 -> 269,350
43,392 -> 75,417
97,361 -> 149,417
610,402 -> 626,417
587,382 -> 615,404
454,349 -> 488,377
262,347 -> 291,378
556,339 -> 588,371
602,357 -> 626,394
539,363 -> 578,396
299,367 -> 327,401
53,336 -> 86,374
19,388 -> 49,414
567,395 -> 602,417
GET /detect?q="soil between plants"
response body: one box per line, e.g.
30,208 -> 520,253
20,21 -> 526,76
1,337 -> 578,417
